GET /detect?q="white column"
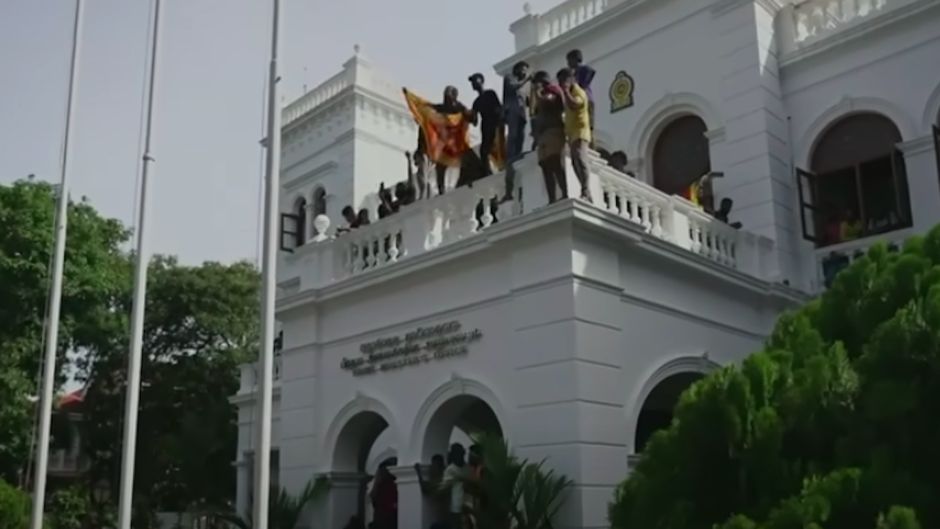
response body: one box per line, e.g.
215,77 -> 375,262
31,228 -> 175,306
898,135 -> 940,231
235,456 -> 252,520
712,0 -> 797,284
323,472 -> 368,529
390,465 -> 425,529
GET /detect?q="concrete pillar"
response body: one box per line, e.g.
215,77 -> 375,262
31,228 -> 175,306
322,472 -> 369,529
235,456 -> 252,521
899,135 -> 940,231
712,0 -> 800,285
390,465 -> 426,529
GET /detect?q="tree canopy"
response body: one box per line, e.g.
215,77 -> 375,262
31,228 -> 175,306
0,178 -> 259,525
0,179 -> 129,483
610,225 -> 940,529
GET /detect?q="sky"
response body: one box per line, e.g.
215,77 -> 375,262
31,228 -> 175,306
0,0 -> 559,265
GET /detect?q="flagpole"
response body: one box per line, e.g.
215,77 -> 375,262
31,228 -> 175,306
116,0 -> 162,527
29,2 -> 83,528
254,0 -> 282,527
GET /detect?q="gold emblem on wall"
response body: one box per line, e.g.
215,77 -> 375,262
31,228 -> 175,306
609,71 -> 635,113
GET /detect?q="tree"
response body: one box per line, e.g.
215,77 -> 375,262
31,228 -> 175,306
609,225 -> 940,529
209,477 -> 330,529
465,435 -> 572,529
0,478 -> 29,529
0,179 -> 129,483
79,256 -> 259,523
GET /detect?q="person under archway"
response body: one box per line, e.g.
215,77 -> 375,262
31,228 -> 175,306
369,463 -> 398,529
416,455 -> 447,529
441,443 -> 470,529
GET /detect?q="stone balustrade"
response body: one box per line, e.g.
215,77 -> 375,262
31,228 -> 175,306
509,0 -> 616,51
777,0 -> 901,57
792,0 -> 888,43
538,0 -> 611,43
280,149 -> 778,292
282,69 -> 352,127
239,353 -> 283,392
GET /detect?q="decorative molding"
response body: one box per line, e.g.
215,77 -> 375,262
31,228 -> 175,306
283,161 -> 339,192
898,135 -> 935,156
409,377 -> 508,461
922,81 -> 940,132
624,355 -> 720,453
797,95 -> 918,167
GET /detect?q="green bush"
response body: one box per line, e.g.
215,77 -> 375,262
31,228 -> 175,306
0,479 -> 29,529
609,225 -> 940,529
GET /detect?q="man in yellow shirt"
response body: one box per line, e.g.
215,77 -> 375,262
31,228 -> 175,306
557,68 -> 592,202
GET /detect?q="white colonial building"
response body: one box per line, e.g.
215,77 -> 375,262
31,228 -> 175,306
232,0 -> 940,528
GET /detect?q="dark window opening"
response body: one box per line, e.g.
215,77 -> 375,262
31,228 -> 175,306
635,372 -> 703,453
797,113 -> 911,248
313,187 -> 327,218
652,115 -> 711,199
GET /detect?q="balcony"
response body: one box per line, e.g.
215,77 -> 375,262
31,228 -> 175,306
279,150 -> 778,294
777,0 -> 926,60
508,0 -> 626,52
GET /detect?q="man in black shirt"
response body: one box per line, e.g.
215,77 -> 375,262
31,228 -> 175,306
469,73 -> 502,177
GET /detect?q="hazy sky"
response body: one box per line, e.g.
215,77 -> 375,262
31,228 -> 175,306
0,0 -> 558,265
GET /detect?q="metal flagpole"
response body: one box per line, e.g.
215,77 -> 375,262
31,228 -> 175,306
254,0 -> 282,527
116,0 -> 162,527
29,2 -> 84,528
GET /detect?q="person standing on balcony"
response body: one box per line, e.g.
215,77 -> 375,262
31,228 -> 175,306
502,61 -> 530,202
468,73 -> 503,178
558,68 -> 593,203
532,71 -> 567,203
566,49 -> 596,148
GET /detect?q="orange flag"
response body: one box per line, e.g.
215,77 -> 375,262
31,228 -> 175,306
403,88 -> 471,168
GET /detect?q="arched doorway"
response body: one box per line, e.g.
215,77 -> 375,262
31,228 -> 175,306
422,395 -> 503,463
417,394 -> 502,529
331,411 -> 392,528
651,115 -> 711,202
798,112 -> 911,252
634,372 -> 703,453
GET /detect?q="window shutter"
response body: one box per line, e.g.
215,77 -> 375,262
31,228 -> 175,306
796,168 -> 822,243
279,213 -> 300,252
891,149 -> 912,227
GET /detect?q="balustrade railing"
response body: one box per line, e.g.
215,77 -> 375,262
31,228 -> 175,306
791,0 -> 889,43
239,353 -> 283,392
283,149 -> 777,292
282,70 -> 352,127
538,0 -> 610,43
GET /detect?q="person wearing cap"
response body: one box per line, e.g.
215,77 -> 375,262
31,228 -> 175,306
468,73 -> 503,177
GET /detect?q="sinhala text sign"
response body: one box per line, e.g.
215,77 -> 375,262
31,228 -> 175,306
341,321 -> 482,376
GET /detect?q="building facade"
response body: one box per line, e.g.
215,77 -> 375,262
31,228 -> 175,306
232,1 -> 940,528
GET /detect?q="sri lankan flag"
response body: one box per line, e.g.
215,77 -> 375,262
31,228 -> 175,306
403,88 -> 470,168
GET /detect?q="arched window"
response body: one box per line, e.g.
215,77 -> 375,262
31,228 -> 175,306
313,187 -> 327,217
652,115 -> 711,198
797,113 -> 911,249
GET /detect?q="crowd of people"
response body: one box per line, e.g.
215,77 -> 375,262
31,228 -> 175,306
332,47 -> 739,237
342,442 -> 487,529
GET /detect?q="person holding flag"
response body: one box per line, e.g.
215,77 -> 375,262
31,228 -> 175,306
403,86 -> 473,195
